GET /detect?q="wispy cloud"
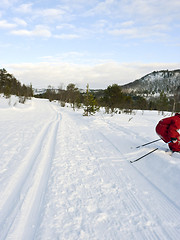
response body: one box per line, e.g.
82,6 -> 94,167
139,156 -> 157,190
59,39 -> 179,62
13,17 -> 27,26
11,25 -> 51,37
0,19 -> 16,28
38,8 -> 66,18
108,24 -> 169,39
84,0 -> 116,16
1,0 -> 179,41
54,33 -> 80,39
109,28 -> 138,38
84,0 -> 180,39
15,3 -> 33,13
56,23 -> 75,30
121,21 -> 135,27
1,0 -> 16,8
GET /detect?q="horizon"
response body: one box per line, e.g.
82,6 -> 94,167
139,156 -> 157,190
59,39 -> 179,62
30,68 -> 179,91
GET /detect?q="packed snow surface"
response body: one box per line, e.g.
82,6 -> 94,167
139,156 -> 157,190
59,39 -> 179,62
0,96 -> 180,240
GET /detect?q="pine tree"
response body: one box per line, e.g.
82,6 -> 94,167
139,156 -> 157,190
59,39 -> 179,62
103,84 -> 125,113
83,84 -> 99,116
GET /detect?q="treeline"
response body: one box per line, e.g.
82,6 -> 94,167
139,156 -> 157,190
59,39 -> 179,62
36,84 -> 82,107
0,68 -> 33,100
35,83 -> 180,115
1,68 -> 179,114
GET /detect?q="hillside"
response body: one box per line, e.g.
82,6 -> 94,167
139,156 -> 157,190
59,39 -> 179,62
0,96 -> 180,239
121,69 -> 180,95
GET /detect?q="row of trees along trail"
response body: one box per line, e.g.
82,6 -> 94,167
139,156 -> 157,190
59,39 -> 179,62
35,83 -> 180,115
0,68 -> 179,114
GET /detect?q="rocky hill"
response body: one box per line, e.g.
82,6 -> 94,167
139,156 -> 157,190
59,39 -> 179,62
121,69 -> 180,96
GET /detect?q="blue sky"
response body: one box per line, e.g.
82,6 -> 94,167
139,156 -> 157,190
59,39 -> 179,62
0,0 -> 180,89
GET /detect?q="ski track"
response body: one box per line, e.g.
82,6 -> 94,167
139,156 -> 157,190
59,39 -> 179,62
0,100 -> 180,239
94,114 -> 180,239
76,111 -> 180,239
0,104 -> 61,240
89,125 -> 180,239
37,108 -> 180,240
96,114 -> 159,151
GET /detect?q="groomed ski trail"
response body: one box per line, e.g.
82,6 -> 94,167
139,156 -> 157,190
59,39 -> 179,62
37,107 -> 180,240
84,116 -> 180,239
0,104 -> 61,240
0,99 -> 180,240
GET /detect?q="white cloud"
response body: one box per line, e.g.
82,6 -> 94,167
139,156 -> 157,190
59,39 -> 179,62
85,0 -> 115,16
108,23 -> 169,39
77,0 -> 179,41
91,19 -> 109,34
122,0 -> 180,25
109,28 -> 138,37
11,25 -> 51,37
0,19 -> 16,28
15,3 -> 33,13
1,0 -> 178,43
10,29 -> 32,36
121,21 -> 135,27
54,33 -> 80,39
56,23 -> 75,30
36,7 -> 71,24
13,17 -> 27,26
39,8 -> 65,18
4,61 -> 180,89
1,0 -> 15,8
85,0 -> 180,34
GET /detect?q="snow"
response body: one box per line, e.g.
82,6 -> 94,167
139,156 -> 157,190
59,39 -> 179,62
0,95 -> 180,240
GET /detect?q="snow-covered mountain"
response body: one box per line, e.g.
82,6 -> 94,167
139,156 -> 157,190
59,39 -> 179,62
121,69 -> 180,95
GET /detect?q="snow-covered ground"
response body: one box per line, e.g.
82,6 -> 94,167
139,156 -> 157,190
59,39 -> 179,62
0,95 -> 180,240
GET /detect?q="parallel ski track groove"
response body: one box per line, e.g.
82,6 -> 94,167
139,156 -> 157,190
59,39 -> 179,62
99,115 -> 148,141
66,113 -> 179,239
0,106 -> 61,240
99,116 -> 163,151
99,118 -> 180,210
96,130 -> 180,239
64,111 -> 180,239
69,116 -> 164,239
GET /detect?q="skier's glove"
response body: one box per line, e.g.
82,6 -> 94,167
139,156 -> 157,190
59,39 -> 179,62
171,138 -> 177,143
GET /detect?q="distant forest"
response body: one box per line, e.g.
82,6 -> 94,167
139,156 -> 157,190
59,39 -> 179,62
35,83 -> 180,115
0,68 -> 33,102
0,68 -> 179,115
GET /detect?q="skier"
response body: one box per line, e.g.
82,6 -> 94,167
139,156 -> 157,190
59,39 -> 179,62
155,113 -> 180,152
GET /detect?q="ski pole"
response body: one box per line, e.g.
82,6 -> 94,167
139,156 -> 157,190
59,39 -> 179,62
130,148 -> 158,163
136,139 -> 161,148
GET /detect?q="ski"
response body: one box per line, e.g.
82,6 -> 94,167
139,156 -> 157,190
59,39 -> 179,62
130,148 -> 159,163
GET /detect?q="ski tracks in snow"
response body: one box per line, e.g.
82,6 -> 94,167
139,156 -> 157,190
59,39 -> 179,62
1,101 -> 180,240
94,117 -> 180,239
0,105 -> 61,240
37,109 -> 180,240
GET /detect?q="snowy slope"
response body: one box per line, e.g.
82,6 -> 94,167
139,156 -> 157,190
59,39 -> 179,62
0,96 -> 180,240
122,69 -> 180,94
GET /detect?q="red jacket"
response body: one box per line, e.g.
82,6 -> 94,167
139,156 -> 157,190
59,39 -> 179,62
156,113 -> 180,152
